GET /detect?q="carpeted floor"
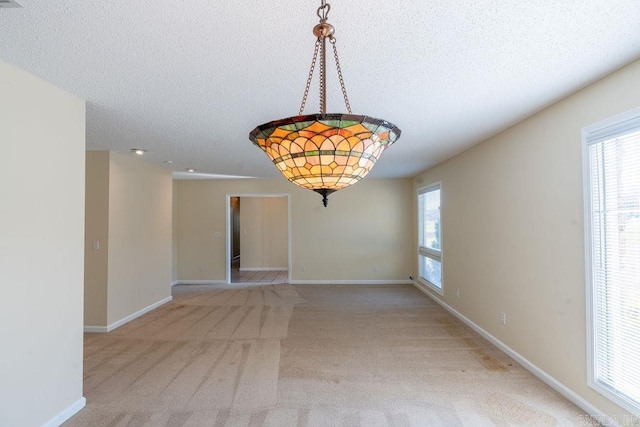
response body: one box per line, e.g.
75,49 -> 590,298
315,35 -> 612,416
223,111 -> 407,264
230,258 -> 288,284
65,283 -> 585,426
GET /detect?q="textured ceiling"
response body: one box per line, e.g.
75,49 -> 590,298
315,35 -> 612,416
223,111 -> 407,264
2,0 -> 640,179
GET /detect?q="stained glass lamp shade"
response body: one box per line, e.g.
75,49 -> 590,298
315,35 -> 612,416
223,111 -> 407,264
249,0 -> 401,207
249,114 -> 401,206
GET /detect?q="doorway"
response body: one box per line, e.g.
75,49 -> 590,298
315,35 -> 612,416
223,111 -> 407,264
226,193 -> 291,284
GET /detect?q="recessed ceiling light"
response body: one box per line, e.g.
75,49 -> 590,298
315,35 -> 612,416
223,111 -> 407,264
187,168 -> 196,173
131,149 -> 146,155
164,160 -> 173,164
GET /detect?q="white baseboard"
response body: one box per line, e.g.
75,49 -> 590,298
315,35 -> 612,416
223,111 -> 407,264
83,296 -> 172,333
83,325 -> 108,333
173,280 -> 227,285
171,280 -> 178,287
41,396 -> 86,427
411,280 -> 620,427
290,279 -> 414,285
239,267 -> 288,272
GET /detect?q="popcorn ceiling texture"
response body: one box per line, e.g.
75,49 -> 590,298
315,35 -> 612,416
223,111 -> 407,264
1,0 -> 640,178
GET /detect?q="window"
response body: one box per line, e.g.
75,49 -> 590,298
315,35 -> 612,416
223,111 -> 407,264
418,183 -> 442,292
583,107 -> 640,417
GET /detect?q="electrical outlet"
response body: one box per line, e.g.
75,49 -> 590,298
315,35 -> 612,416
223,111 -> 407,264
456,289 -> 460,298
300,264 -> 306,272
500,312 -> 506,325
373,265 -> 379,272
198,265 -> 204,272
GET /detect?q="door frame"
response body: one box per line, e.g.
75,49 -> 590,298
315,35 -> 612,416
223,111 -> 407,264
225,193 -> 292,284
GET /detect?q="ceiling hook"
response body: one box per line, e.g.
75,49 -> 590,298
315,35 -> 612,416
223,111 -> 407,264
317,2 -> 331,22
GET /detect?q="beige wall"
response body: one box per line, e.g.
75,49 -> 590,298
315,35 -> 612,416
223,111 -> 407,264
0,60 -> 86,426
84,151 -> 173,327
412,58 -> 640,419
240,197 -> 288,270
106,152 -> 173,324
84,151 -> 110,326
176,178 -> 412,282
172,180 -> 178,282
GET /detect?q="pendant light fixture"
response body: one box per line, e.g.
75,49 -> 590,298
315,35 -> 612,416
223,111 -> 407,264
249,0 -> 401,207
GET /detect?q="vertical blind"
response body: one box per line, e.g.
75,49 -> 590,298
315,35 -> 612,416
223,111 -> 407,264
586,119 -> 640,414
418,183 -> 442,289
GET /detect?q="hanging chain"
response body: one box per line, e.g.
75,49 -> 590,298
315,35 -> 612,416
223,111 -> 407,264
298,38 -> 321,116
330,38 -> 352,114
299,0 -> 353,115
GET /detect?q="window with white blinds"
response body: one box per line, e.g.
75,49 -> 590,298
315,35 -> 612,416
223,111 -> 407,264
583,107 -> 640,416
418,183 -> 442,293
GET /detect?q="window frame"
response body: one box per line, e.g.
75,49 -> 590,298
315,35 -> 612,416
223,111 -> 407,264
582,106 -> 640,417
417,181 -> 443,294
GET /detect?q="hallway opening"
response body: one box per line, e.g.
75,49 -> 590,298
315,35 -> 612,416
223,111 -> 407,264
226,194 -> 291,284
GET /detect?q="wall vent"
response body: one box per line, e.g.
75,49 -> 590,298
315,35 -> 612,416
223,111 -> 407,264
0,0 -> 23,8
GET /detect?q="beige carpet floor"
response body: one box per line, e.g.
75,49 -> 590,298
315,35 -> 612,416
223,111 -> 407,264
230,258 -> 288,284
65,283 -> 586,426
